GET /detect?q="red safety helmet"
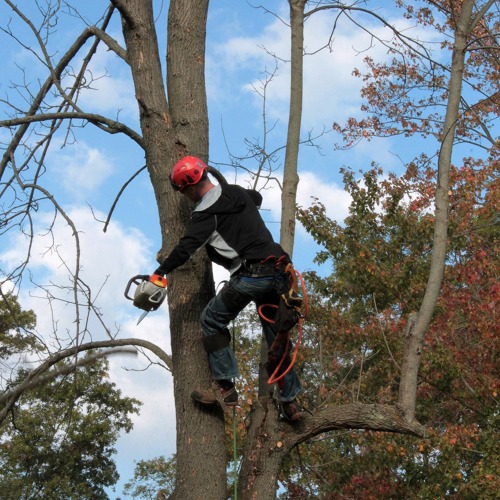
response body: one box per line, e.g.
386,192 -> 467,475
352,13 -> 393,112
169,156 -> 207,191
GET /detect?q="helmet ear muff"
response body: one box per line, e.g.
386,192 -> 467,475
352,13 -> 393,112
169,176 -> 181,191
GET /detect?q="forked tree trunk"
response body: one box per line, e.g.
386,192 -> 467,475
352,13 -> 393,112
238,399 -> 425,499
398,0 -> 476,421
118,1 -> 227,498
280,0 -> 307,256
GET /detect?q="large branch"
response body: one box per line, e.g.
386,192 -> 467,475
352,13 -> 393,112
0,5 -> 132,181
290,403 -> 425,448
1,112 -> 143,146
0,338 -> 172,426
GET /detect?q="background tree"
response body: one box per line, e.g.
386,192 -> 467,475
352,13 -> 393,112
0,358 -> 140,498
1,295 -> 141,499
295,157 -> 498,497
123,455 -> 176,499
0,292 -> 38,363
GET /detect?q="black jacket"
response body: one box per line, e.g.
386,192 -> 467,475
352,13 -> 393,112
157,184 -> 287,276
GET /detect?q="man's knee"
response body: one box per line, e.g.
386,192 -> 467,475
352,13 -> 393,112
199,281 -> 250,354
220,281 -> 251,312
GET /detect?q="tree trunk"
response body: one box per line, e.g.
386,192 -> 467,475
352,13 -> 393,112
280,0 -> 306,256
238,398 -> 284,500
398,0 -> 475,421
239,4 -> 308,495
119,1 -> 227,499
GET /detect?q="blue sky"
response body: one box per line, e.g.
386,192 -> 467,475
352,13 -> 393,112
0,1 -> 444,496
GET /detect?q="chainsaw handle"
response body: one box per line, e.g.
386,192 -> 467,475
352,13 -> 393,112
124,275 -> 150,301
149,273 -> 168,288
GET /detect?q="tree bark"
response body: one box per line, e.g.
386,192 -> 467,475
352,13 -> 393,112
238,399 -> 283,500
165,3 -> 228,498
118,1 -> 226,499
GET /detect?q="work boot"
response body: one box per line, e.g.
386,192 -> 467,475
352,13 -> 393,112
281,400 -> 304,422
191,382 -> 238,408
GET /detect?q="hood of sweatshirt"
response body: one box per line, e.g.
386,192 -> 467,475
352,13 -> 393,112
194,184 -> 253,215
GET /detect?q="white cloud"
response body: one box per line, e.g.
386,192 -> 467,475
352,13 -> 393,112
75,36 -> 138,121
257,169 -> 350,227
78,70 -> 138,121
1,204 -> 176,490
209,5 -> 435,135
108,350 -> 176,469
47,141 -> 115,200
1,205 -> 158,338
238,13 -> 400,129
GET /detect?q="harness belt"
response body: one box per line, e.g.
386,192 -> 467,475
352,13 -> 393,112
239,255 -> 289,277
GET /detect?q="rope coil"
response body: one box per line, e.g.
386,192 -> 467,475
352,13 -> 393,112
258,266 -> 308,385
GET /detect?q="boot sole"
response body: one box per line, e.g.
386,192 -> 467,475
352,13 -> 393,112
191,390 -> 238,407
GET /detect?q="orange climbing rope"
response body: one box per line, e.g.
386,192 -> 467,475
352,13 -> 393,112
257,265 -> 308,385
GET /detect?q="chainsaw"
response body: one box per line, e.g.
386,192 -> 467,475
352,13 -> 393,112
124,274 -> 168,324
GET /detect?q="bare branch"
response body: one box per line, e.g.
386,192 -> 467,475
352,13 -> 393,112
0,3 -> 135,181
10,154 -> 84,346
88,25 -> 128,62
103,165 -> 148,232
304,4 -> 436,64
1,112 -> 143,146
0,337 -> 172,425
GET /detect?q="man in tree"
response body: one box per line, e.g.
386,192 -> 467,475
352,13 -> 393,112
154,156 -> 303,421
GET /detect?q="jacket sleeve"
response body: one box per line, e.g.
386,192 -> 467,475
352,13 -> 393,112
155,212 -> 216,275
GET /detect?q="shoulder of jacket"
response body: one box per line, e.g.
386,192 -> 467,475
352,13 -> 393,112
194,184 -> 222,212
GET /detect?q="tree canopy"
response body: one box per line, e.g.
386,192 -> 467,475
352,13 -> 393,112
295,157 -> 499,498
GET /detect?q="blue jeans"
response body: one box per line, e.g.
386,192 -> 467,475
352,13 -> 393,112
200,273 -> 302,403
